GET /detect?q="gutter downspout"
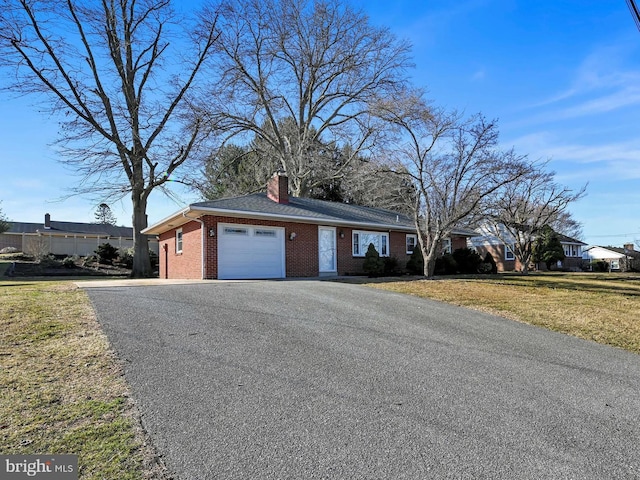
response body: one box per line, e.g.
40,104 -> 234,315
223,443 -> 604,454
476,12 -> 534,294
183,211 -> 206,280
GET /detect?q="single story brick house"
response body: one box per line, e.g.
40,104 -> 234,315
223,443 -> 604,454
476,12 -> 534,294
0,213 -> 159,257
470,224 -> 587,272
143,172 -> 473,280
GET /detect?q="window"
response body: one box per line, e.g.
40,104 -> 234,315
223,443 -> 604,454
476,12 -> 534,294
353,231 -> 389,257
224,227 -> 248,236
255,229 -> 276,238
406,234 -> 417,254
563,244 -> 581,257
176,228 -> 183,254
505,244 -> 515,260
442,238 -> 452,255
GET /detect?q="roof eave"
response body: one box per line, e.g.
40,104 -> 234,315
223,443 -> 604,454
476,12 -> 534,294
141,206 -> 192,235
142,205 -> 417,235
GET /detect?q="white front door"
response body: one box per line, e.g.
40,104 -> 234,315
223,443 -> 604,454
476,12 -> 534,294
318,226 -> 337,273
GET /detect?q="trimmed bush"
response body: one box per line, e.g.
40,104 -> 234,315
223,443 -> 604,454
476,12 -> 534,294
116,247 -> 158,270
82,254 -> 98,267
383,256 -> 401,276
435,254 -> 458,275
484,252 -> 498,274
95,243 -> 119,265
452,248 -> 483,274
39,255 -> 61,268
406,247 -> 424,275
590,260 -> 609,272
363,243 -> 384,277
61,256 -> 77,268
478,262 -> 493,274
118,248 -> 134,269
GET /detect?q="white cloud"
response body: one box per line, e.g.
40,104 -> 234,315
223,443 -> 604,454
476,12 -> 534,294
505,131 -> 640,189
522,42 -> 640,121
509,129 -> 640,162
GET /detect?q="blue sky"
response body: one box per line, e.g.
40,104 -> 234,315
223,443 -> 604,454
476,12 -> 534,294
1,0 -> 639,247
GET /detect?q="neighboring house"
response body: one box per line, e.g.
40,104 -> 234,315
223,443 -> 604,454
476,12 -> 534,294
582,244 -> 640,272
0,213 -> 159,257
469,224 -> 587,272
142,172 -> 474,280
549,233 -> 588,271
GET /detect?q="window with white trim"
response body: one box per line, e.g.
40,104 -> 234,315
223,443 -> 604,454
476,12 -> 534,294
442,238 -> 452,255
176,228 -> 183,254
505,244 -> 515,260
563,244 -> 581,257
406,234 -> 417,254
353,231 -> 389,257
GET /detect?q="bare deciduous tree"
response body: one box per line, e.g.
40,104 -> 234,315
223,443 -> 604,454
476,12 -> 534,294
376,92 -> 531,278
0,0 -> 220,277
484,165 -> 586,273
338,159 -> 417,216
208,0 -> 412,196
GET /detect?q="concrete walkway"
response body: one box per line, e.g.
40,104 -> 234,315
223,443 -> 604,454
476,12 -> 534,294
75,278 -> 246,288
75,276 -> 350,288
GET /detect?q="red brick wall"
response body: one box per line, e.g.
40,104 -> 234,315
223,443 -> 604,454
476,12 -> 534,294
474,243 -> 586,272
474,243 -> 521,272
285,223 -> 319,277
451,236 -> 468,251
158,221 -> 203,279
336,228 -> 413,276
159,216 -> 417,279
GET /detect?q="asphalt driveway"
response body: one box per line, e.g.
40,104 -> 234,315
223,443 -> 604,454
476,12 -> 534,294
85,280 -> 640,479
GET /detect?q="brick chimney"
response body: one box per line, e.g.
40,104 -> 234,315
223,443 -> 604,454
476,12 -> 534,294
44,213 -> 51,229
624,243 -> 635,252
267,170 -> 289,204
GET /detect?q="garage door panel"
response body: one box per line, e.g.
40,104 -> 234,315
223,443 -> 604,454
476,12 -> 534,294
218,224 -> 285,279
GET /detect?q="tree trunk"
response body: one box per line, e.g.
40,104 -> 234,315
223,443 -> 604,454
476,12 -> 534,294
131,192 -> 152,278
423,252 -> 437,278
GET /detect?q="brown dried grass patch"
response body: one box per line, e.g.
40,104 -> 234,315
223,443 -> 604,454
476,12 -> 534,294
0,281 -> 168,479
365,273 -> 640,354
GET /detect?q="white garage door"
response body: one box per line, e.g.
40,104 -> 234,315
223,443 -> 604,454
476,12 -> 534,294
218,223 -> 286,279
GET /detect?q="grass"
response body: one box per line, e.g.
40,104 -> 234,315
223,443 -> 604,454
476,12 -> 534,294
2,271 -> 638,478
362,272 -> 640,355
0,280 -> 168,479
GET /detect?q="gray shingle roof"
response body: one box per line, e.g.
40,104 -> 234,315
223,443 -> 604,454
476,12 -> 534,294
144,192 -> 478,236
190,194 -> 415,229
556,233 -> 587,245
6,221 -> 133,237
601,246 -> 640,258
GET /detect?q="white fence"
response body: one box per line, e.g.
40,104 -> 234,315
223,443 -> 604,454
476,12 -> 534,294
1,232 -> 159,256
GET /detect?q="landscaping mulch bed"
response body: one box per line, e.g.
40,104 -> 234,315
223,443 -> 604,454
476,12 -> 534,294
4,260 -> 131,278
